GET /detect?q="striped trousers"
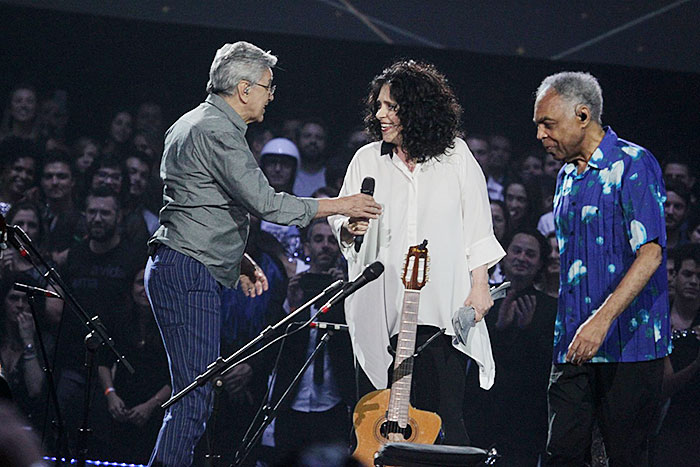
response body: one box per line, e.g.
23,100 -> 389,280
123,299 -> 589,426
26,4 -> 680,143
144,245 -> 222,467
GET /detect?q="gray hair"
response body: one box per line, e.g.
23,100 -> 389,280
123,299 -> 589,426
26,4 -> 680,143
535,71 -> 603,124
206,42 -> 277,95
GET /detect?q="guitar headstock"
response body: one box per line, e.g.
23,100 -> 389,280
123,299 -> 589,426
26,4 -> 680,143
402,240 -> 429,291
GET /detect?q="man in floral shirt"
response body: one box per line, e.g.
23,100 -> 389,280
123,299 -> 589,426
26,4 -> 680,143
533,71 -> 670,466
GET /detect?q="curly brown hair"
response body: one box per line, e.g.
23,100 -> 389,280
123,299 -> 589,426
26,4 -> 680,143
364,60 -> 462,163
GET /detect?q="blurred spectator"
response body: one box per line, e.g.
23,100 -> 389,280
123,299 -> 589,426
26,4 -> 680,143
39,150 -> 85,265
103,110 -> 133,157
536,174 -> 558,237
504,178 -> 542,234
124,151 -> 159,249
55,187 -> 146,452
519,150 -> 544,183
543,155 -> 563,178
246,125 -> 274,164
259,138 -> 305,264
135,101 -> 164,135
465,230 -> 556,466
664,182 -> 690,249
489,199 -> 509,284
87,153 -> 127,202
543,232 -> 560,299
0,280 -> 46,431
0,136 -> 38,215
663,154 -> 696,191
486,133 -> 513,201
281,118 -> 302,145
465,134 -> 490,175
0,84 -> 40,142
71,136 -> 100,174
98,268 -> 170,464
272,219 -> 354,462
343,126 -> 370,154
0,401 -> 46,467
652,244 -> 700,466
293,119 -> 329,196
688,215 -> 700,244
1,202 -> 63,329
38,91 -> 70,153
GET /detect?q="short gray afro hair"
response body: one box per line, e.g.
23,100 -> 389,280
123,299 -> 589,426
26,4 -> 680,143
206,41 -> 277,95
535,71 -> 603,124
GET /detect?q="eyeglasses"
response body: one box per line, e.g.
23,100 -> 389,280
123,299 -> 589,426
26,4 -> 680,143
253,82 -> 276,96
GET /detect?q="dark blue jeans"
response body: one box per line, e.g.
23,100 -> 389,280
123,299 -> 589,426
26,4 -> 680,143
145,245 -> 222,466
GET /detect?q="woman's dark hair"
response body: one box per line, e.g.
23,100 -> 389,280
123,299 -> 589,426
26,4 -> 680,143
6,201 -> 44,246
364,60 -> 462,163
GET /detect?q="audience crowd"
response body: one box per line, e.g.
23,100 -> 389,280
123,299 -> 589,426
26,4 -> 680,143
0,83 -> 698,466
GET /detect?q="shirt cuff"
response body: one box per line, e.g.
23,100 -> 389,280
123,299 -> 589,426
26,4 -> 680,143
467,234 -> 506,271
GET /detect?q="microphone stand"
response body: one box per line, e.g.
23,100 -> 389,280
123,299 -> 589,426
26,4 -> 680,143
233,319 -> 336,466
23,289 -> 68,466
161,279 -> 344,410
4,222 -> 133,464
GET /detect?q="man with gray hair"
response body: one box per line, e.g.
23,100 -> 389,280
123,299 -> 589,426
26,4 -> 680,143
534,71 -> 670,466
145,41 -> 381,466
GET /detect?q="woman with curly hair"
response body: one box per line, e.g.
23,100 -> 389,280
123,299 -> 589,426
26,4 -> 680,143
329,60 -> 505,445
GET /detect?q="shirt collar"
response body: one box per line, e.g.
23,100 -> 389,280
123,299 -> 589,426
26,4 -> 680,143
563,126 -> 618,175
586,126 -> 618,170
380,141 -> 395,157
205,93 -> 248,133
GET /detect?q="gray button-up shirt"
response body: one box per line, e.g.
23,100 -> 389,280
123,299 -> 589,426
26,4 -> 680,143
149,93 -> 318,287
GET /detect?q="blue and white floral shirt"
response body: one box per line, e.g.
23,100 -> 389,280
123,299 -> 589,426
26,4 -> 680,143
553,127 -> 671,363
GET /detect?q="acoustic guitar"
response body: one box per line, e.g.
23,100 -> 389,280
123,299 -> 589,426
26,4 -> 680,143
352,240 -> 441,466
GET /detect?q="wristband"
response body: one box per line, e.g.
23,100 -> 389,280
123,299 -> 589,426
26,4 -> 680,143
104,387 -> 116,396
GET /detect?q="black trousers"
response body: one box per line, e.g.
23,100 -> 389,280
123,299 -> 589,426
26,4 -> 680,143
389,325 -> 470,446
545,359 -> 664,467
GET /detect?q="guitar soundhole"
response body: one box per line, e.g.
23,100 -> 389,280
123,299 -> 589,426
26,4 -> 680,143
379,420 -> 412,440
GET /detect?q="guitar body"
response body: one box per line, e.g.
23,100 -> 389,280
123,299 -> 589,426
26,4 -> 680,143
352,389 -> 442,465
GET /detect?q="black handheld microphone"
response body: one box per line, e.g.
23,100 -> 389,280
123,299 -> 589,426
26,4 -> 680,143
320,261 -> 384,313
354,177 -> 375,252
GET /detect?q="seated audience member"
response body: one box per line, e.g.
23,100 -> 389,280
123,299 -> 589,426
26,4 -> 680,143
71,136 -> 100,174
543,232 -> 560,298
38,92 -> 70,153
688,215 -> 700,244
135,101 -> 164,135
132,128 -> 163,164
55,187 -> 146,453
87,153 -> 127,200
465,134 -> 491,177
652,244 -> 700,466
98,268 -> 170,464
259,138 -> 305,264
536,174 -> 558,236
343,126 -> 370,154
519,150 -> 544,183
0,280 -> 46,432
504,178 -> 542,235
293,119 -> 330,197
0,402 -> 45,467
485,133 -> 513,201
667,248 -> 677,303
124,151 -> 159,248
489,199 -> 509,284
246,125 -> 274,164
465,230 -> 556,466
271,219 -> 355,462
543,155 -> 563,178
0,136 -> 38,216
0,84 -> 40,142
1,202 -> 62,329
202,218 -> 289,465
281,118 -> 301,145
323,159 -> 349,197
39,150 -> 85,265
664,181 -> 691,249
663,154 -> 696,193
103,110 -> 133,157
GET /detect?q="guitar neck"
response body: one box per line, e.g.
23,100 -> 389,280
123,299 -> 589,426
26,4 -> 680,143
387,289 -> 420,426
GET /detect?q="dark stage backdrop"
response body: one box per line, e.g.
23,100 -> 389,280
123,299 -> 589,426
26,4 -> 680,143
2,4 -> 699,159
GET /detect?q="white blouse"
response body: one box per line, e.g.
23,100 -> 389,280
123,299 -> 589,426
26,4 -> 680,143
329,138 -> 505,390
